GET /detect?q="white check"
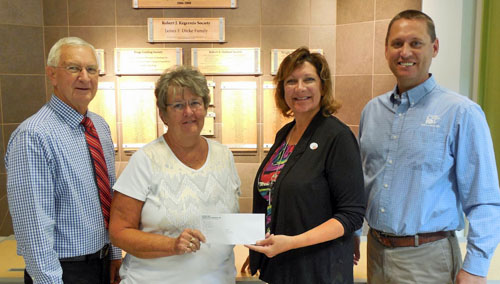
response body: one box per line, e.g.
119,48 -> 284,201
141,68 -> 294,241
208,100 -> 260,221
201,213 -> 265,245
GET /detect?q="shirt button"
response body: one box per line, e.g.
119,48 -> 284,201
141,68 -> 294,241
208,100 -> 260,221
398,113 -> 402,117
392,135 -> 398,139
383,184 -> 388,188
380,208 -> 385,213
388,160 -> 393,164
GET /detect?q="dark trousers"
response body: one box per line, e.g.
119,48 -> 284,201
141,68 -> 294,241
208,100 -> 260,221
24,257 -> 110,284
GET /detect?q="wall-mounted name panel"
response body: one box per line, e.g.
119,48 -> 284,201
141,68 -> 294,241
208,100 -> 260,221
120,82 -> 157,149
262,82 -> 293,148
148,18 -> 225,43
192,48 -> 261,75
270,49 -> 323,75
89,82 -> 117,147
115,48 -> 182,75
220,81 -> 257,150
133,0 -> 237,8
96,49 -> 106,75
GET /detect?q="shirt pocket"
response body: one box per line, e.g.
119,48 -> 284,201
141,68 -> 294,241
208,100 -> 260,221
405,126 -> 447,171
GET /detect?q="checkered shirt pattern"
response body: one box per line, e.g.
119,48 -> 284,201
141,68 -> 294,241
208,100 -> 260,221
5,95 -> 121,284
359,76 -> 500,277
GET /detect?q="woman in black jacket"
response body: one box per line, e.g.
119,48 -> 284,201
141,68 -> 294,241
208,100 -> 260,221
246,47 -> 365,284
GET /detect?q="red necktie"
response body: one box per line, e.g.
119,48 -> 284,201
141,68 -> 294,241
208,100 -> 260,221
81,117 -> 112,229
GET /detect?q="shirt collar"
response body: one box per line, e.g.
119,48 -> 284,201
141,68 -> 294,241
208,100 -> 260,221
390,74 -> 437,106
48,94 -> 85,129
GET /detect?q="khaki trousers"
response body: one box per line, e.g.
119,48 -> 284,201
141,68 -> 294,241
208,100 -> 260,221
367,229 -> 462,284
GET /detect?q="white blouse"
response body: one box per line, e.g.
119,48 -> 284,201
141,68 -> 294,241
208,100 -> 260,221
114,136 -> 241,284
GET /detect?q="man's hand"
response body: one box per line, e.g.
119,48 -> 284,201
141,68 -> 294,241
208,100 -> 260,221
110,259 -> 122,284
353,235 -> 360,265
456,269 -> 486,284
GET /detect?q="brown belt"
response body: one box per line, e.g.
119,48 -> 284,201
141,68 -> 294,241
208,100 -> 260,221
370,229 -> 453,248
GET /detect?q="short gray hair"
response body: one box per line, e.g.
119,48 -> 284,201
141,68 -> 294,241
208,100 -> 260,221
155,65 -> 210,117
47,37 -> 97,67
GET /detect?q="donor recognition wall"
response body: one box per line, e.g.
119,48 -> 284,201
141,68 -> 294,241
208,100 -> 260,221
87,1 -> 324,162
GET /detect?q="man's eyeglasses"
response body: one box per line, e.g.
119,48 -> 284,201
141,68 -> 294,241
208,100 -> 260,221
55,65 -> 99,75
167,99 -> 204,112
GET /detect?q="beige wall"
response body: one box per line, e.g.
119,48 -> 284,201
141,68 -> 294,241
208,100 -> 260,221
0,0 -> 421,236
0,0 -> 47,236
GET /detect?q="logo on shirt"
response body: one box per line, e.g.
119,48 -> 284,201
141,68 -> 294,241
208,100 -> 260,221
421,114 -> 440,128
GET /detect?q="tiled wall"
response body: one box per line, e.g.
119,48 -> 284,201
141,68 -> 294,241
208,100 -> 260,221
335,0 -> 421,131
0,0 -> 420,236
0,0 -> 47,236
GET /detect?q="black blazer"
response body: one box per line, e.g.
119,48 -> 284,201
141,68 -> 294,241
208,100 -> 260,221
250,110 -> 365,284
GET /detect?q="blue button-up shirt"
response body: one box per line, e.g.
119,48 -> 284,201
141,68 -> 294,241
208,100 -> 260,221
359,75 -> 500,276
5,95 -> 121,284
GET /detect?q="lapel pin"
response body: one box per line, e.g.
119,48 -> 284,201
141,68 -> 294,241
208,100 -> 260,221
310,142 -> 318,150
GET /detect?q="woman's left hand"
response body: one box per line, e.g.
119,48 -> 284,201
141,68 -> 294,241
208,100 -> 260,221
245,233 -> 294,258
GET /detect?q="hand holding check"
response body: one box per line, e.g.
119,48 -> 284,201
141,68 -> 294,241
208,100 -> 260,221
175,229 -> 205,254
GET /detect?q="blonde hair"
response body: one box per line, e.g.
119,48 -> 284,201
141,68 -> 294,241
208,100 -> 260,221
155,65 -> 210,117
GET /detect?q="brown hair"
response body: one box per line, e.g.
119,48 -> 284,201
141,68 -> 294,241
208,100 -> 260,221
386,10 -> 436,45
274,47 -> 340,117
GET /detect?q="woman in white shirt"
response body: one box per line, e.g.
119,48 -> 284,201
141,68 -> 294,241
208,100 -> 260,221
109,66 -> 241,284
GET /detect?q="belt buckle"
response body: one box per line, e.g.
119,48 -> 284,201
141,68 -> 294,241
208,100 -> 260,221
414,234 -> 419,247
99,244 -> 110,259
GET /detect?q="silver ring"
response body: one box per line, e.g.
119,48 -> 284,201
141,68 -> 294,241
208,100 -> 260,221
190,237 -> 196,242
189,242 -> 194,248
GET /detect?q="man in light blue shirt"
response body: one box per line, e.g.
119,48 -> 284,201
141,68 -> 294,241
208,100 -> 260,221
359,10 -> 500,284
5,37 -> 121,283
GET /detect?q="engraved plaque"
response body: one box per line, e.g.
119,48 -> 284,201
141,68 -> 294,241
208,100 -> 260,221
95,49 -> 106,75
148,18 -> 225,43
201,112 -> 215,136
207,80 -> 215,106
221,81 -> 257,149
192,48 -> 261,75
133,0 -> 237,8
88,82 -> 117,146
262,82 -> 293,148
120,82 -> 158,148
271,49 -> 323,75
115,48 -> 182,75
